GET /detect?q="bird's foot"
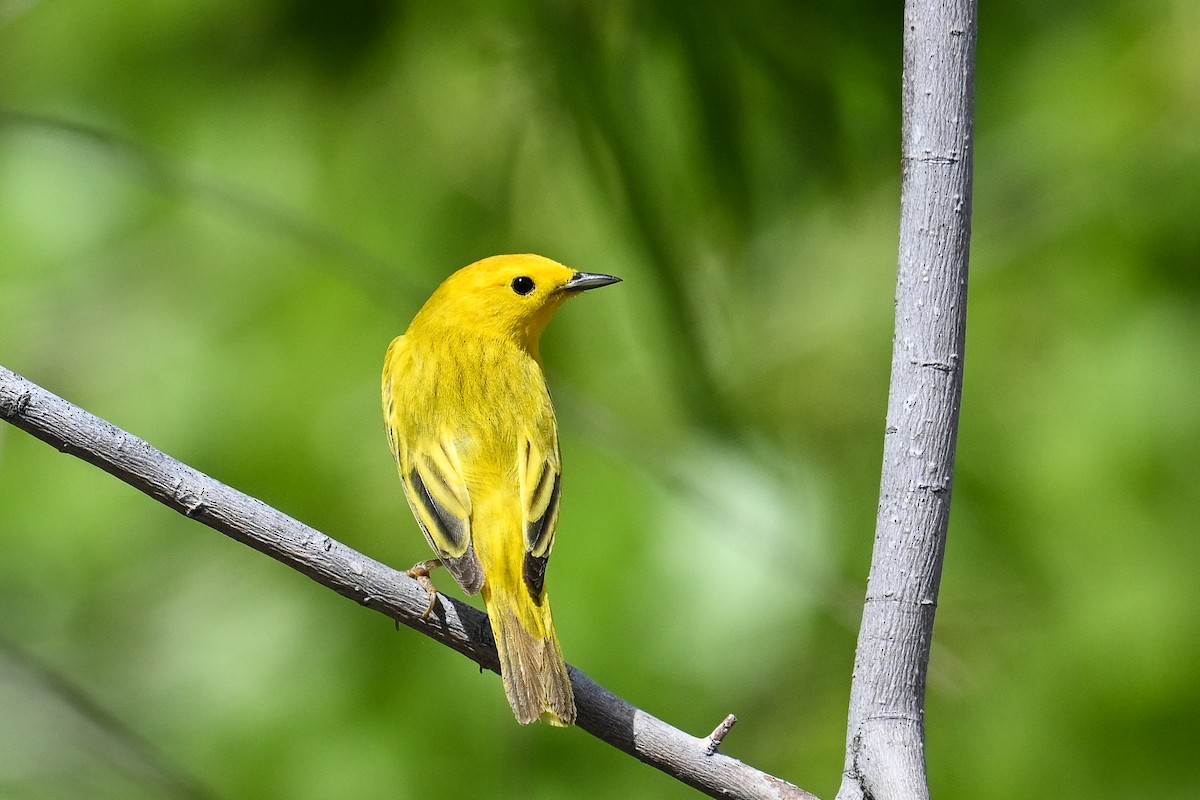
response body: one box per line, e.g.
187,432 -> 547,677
404,559 -> 444,619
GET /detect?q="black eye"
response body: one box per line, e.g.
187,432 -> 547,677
511,276 -> 535,295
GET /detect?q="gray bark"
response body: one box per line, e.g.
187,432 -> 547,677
0,365 -> 815,800
837,2 -> 976,799
1,5 -> 975,793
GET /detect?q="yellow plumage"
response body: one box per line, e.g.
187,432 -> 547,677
382,253 -> 620,725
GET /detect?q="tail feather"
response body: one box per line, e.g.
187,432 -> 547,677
484,588 -> 575,726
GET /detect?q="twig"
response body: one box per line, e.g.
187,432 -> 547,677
703,714 -> 739,756
836,2 -> 976,799
0,365 -> 816,800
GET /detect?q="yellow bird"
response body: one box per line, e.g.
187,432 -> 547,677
382,254 -> 620,726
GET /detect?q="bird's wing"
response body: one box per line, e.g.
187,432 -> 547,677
398,436 -> 485,595
518,435 -> 562,598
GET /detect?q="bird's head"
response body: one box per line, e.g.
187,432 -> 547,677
410,254 -> 621,353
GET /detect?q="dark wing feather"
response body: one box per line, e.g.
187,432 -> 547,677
399,439 -> 484,594
519,437 -> 562,598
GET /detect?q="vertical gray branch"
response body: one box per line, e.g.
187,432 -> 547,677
837,2 -> 976,799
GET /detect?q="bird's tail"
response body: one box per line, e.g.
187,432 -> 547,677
481,584 -> 576,726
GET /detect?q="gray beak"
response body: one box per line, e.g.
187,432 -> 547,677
562,271 -> 622,292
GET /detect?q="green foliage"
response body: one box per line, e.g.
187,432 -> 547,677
2,0 -> 1199,798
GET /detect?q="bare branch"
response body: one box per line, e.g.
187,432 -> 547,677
837,2 -> 976,799
0,365 -> 816,800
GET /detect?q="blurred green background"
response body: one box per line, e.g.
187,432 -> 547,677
2,1 -> 1199,798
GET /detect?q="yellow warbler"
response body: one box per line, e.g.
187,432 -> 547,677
382,253 -> 620,726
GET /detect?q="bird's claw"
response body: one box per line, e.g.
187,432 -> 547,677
405,559 -> 444,619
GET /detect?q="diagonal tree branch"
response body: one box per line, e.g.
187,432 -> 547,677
0,364 -> 815,800
837,2 -> 976,799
